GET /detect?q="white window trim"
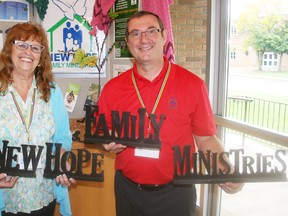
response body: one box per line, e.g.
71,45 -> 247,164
262,52 -> 278,67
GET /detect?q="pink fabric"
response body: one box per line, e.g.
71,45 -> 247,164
142,0 -> 175,62
90,0 -> 116,35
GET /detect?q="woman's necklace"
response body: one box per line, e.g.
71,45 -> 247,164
11,88 -> 36,143
132,62 -> 171,136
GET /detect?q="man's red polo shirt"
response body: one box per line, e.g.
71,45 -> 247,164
98,57 -> 216,184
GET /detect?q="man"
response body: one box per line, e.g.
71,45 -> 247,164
98,11 -> 244,216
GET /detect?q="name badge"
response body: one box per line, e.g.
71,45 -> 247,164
135,147 -> 160,159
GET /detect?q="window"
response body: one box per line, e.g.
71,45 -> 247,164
206,0 -> 288,216
263,52 -> 278,67
230,49 -> 236,59
231,25 -> 237,34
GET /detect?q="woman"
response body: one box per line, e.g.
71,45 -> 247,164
0,22 -> 75,215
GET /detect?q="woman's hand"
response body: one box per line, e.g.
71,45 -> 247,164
56,151 -> 77,187
55,173 -> 76,187
0,173 -> 19,188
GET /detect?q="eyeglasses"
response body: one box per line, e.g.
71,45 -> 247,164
13,40 -> 45,53
127,28 -> 162,40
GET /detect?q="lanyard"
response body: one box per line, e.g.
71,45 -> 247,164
132,62 -> 171,129
11,88 -> 36,142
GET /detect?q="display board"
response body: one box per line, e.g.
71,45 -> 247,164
114,0 -> 139,58
0,0 -> 29,22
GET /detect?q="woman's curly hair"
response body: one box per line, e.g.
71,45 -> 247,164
0,22 -> 55,102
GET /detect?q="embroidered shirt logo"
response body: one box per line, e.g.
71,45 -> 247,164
168,96 -> 178,109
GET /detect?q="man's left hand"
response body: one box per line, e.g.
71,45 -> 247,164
219,182 -> 244,194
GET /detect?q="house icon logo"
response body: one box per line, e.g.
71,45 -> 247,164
47,15 -> 93,53
46,15 -> 99,73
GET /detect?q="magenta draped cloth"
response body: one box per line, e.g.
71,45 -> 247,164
142,0 -> 175,62
90,0 -> 116,35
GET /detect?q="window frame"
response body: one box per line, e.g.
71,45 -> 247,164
202,0 -> 288,216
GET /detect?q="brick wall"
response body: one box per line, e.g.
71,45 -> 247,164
170,0 -> 207,78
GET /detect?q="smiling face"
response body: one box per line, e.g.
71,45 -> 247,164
126,14 -> 167,66
11,39 -> 41,79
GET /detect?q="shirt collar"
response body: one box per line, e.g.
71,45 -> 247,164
132,57 -> 169,82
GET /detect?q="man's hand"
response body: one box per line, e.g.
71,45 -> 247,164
194,135 -> 245,194
102,142 -> 127,153
219,182 -> 244,194
0,173 -> 19,188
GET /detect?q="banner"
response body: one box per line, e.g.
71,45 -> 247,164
114,0 -> 139,58
42,0 -> 106,76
